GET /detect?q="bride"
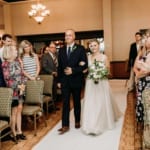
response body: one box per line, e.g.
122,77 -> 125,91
81,39 -> 122,135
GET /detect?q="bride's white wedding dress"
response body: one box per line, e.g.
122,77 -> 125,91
81,54 -> 122,135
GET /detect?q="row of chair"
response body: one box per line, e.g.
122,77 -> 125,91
0,75 -> 56,148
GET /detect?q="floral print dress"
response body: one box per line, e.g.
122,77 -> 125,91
136,53 -> 150,123
2,59 -> 25,103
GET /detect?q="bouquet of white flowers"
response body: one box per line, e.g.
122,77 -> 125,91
87,59 -> 109,84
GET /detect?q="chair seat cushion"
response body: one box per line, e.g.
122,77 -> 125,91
0,120 -> 9,130
43,95 -> 51,102
22,105 -> 41,115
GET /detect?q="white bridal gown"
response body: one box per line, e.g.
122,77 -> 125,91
81,54 -> 122,135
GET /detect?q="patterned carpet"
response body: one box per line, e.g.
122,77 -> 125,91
119,91 -> 142,150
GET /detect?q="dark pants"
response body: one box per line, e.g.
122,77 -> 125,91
61,87 -> 81,127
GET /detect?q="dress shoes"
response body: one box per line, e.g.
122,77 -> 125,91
75,122 -> 80,129
58,127 -> 69,134
11,136 -> 18,144
16,133 -> 27,140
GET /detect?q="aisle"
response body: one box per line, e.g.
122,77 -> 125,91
33,80 -> 127,150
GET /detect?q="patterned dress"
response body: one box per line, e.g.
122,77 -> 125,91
2,59 -> 25,106
136,53 -> 150,122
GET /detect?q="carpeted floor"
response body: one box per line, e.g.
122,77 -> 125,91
33,80 -> 127,150
119,91 -> 143,150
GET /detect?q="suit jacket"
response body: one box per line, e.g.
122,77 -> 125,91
128,42 -> 138,68
0,58 -> 6,87
40,53 -> 57,74
57,44 -> 88,88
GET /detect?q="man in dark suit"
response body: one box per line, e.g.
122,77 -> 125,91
57,29 -> 88,134
127,32 -> 142,91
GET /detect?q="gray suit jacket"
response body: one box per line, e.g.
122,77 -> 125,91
40,53 -> 57,74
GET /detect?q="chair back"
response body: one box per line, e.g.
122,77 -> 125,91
39,75 -> 53,95
0,88 -> 13,118
25,80 -> 44,104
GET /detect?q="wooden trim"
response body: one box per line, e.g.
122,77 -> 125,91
110,60 -> 130,79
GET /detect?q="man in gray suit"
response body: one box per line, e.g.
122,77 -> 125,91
40,41 -> 58,102
40,42 -> 57,75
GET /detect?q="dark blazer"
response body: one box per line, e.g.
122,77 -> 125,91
57,44 -> 88,88
0,58 -> 6,87
40,53 -> 57,74
128,42 -> 138,68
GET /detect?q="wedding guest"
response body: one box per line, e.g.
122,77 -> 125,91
0,34 -> 13,61
127,32 -> 142,92
2,45 -> 26,143
133,37 -> 150,125
19,40 -> 40,81
57,29 -> 88,134
40,42 -> 58,101
0,57 -> 6,87
81,39 -> 122,135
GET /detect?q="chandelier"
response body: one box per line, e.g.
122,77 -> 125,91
28,0 -> 50,24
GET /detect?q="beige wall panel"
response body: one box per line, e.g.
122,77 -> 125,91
11,0 -> 103,35
112,0 -> 150,60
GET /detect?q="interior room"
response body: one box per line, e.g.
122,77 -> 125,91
0,0 -> 150,150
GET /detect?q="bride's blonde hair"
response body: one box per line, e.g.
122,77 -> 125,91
88,39 -> 100,45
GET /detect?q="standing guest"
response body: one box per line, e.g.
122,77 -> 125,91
0,34 -> 13,61
38,46 -> 49,60
19,40 -> 40,81
127,32 -> 142,92
42,45 -> 50,55
40,42 -> 58,101
0,37 -> 6,87
57,29 -> 88,134
133,37 -> 150,125
40,42 -> 58,75
0,57 -> 6,87
81,39 -> 122,135
2,45 -> 26,143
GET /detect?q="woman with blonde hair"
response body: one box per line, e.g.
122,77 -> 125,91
2,44 -> 26,143
19,40 -> 40,81
81,39 -> 122,135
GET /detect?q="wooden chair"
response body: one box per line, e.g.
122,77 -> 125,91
22,80 -> 47,136
39,75 -> 56,118
0,88 -> 13,148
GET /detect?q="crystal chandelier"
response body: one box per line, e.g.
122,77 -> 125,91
28,0 -> 50,24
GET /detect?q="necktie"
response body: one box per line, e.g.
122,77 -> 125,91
53,54 -> 58,67
67,47 -> 71,59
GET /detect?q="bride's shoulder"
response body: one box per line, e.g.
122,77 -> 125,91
100,53 -> 107,60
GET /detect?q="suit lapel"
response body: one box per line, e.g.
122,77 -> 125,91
70,44 -> 77,58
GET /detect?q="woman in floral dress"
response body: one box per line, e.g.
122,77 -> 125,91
2,45 -> 26,143
134,37 -> 150,125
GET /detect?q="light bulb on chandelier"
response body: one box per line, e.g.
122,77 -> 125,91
28,1 -> 50,24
